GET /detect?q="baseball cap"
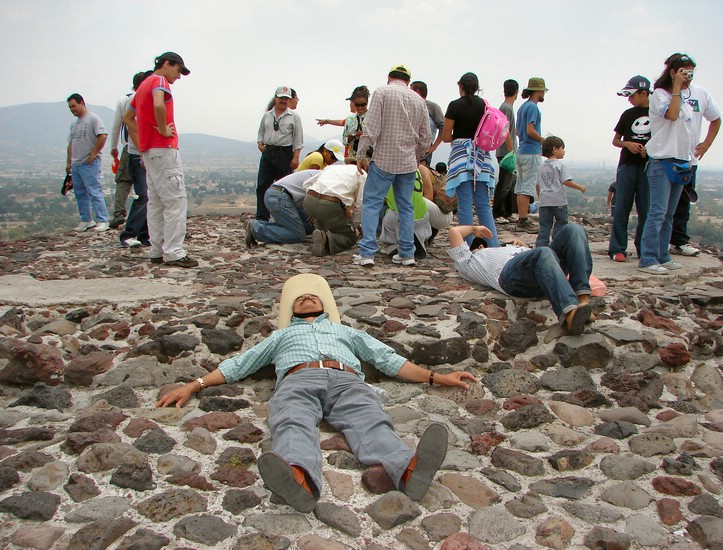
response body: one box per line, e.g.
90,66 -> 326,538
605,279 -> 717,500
323,139 -> 345,162
617,75 -> 650,97
388,64 -> 411,79
275,86 -> 293,98
156,52 -> 190,75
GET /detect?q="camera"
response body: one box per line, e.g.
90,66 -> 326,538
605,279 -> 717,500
684,70 -> 694,78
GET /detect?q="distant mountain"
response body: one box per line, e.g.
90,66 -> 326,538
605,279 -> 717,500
0,102 -> 264,170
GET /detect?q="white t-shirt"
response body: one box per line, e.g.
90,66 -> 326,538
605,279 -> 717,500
536,158 -> 572,207
646,88 -> 695,161
685,84 -> 721,166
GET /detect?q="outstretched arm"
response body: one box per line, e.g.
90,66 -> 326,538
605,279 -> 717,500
156,368 -> 227,408
396,361 -> 476,389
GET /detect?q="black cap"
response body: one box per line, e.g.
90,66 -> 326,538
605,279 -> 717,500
156,52 -> 190,75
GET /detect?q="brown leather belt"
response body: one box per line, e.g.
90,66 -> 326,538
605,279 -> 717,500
308,189 -> 342,204
286,360 -> 357,377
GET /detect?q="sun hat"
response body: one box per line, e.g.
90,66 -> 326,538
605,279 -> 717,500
278,274 -> 340,329
523,77 -> 548,92
323,139 -> 345,162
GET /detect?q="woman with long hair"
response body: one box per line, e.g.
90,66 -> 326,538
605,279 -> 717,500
441,72 -> 499,246
638,53 -> 696,275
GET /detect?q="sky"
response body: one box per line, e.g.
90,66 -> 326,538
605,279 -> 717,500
2,0 -> 723,169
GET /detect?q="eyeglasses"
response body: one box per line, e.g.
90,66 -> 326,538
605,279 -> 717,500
273,119 -> 279,131
354,102 -> 367,107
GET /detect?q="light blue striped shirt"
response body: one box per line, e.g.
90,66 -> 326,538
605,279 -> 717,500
448,243 -> 526,294
218,313 -> 407,388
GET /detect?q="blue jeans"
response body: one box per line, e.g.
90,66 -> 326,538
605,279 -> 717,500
670,165 -> 697,246
536,205 -> 568,248
608,163 -> 648,258
70,158 -> 109,222
639,159 -> 684,267
456,180 -> 499,247
499,224 -> 592,322
251,187 -> 307,244
268,369 -> 414,495
359,163 -> 415,258
119,154 -> 149,243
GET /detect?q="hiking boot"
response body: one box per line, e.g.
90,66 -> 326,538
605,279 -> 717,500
352,254 -> 374,266
73,220 -> 96,232
311,230 -> 328,257
392,254 -> 416,266
516,218 -> 538,234
670,244 -> 699,256
245,220 -> 258,248
164,256 -> 199,268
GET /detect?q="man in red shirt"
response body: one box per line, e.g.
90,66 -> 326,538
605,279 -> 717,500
124,52 -> 197,268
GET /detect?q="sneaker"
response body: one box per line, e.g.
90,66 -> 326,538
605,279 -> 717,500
507,214 -> 519,223
311,230 -> 328,257
660,260 -> 682,270
612,252 -> 629,262
150,257 -> 164,264
638,264 -> 669,275
245,219 -> 258,248
73,220 -> 96,232
516,218 -> 539,234
392,254 -> 416,266
122,238 -> 142,248
495,217 -> 510,225
352,254 -> 374,266
670,244 -> 699,256
164,256 -> 199,268
93,222 -> 109,232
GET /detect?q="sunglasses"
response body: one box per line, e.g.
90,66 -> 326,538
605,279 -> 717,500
354,102 -> 367,107
273,119 -> 279,131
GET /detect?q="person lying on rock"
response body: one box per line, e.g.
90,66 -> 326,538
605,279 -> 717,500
448,223 -> 594,335
156,273 -> 477,513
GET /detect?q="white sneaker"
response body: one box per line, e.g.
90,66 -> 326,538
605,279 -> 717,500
660,260 -> 682,270
638,264 -> 669,275
495,217 -> 510,225
122,238 -> 142,248
93,222 -> 109,232
392,254 -> 416,266
73,221 -> 96,232
670,244 -> 699,256
352,254 -> 374,266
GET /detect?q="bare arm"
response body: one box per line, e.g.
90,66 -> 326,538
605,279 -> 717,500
418,164 -> 434,200
448,225 -> 493,248
695,117 -> 721,159
316,119 -> 345,127
441,118 -> 454,143
156,368 -> 228,408
66,143 -> 72,174
563,179 -> 586,193
613,131 -> 646,157
503,132 -> 513,152
526,122 -> 544,143
153,89 -> 175,137
664,69 -> 688,121
396,360 -> 476,389
123,109 -> 139,150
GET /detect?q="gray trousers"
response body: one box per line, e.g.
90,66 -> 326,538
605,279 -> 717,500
113,146 -> 133,220
268,368 -> 414,494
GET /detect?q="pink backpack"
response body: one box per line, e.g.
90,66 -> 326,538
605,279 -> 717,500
474,99 -> 510,151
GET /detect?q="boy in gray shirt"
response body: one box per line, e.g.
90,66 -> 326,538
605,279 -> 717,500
535,136 -> 586,248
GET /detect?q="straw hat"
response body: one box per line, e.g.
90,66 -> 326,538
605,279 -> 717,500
277,274 -> 340,329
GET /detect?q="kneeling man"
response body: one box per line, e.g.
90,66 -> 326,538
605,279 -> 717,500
157,273 -> 476,512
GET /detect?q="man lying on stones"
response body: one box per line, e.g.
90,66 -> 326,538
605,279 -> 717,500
156,273 -> 477,513
448,223 -> 594,335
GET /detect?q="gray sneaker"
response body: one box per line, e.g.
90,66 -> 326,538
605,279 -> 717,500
516,218 -> 539,234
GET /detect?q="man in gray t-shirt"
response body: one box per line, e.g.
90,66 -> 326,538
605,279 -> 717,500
493,79 -> 519,220
66,93 -> 109,232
